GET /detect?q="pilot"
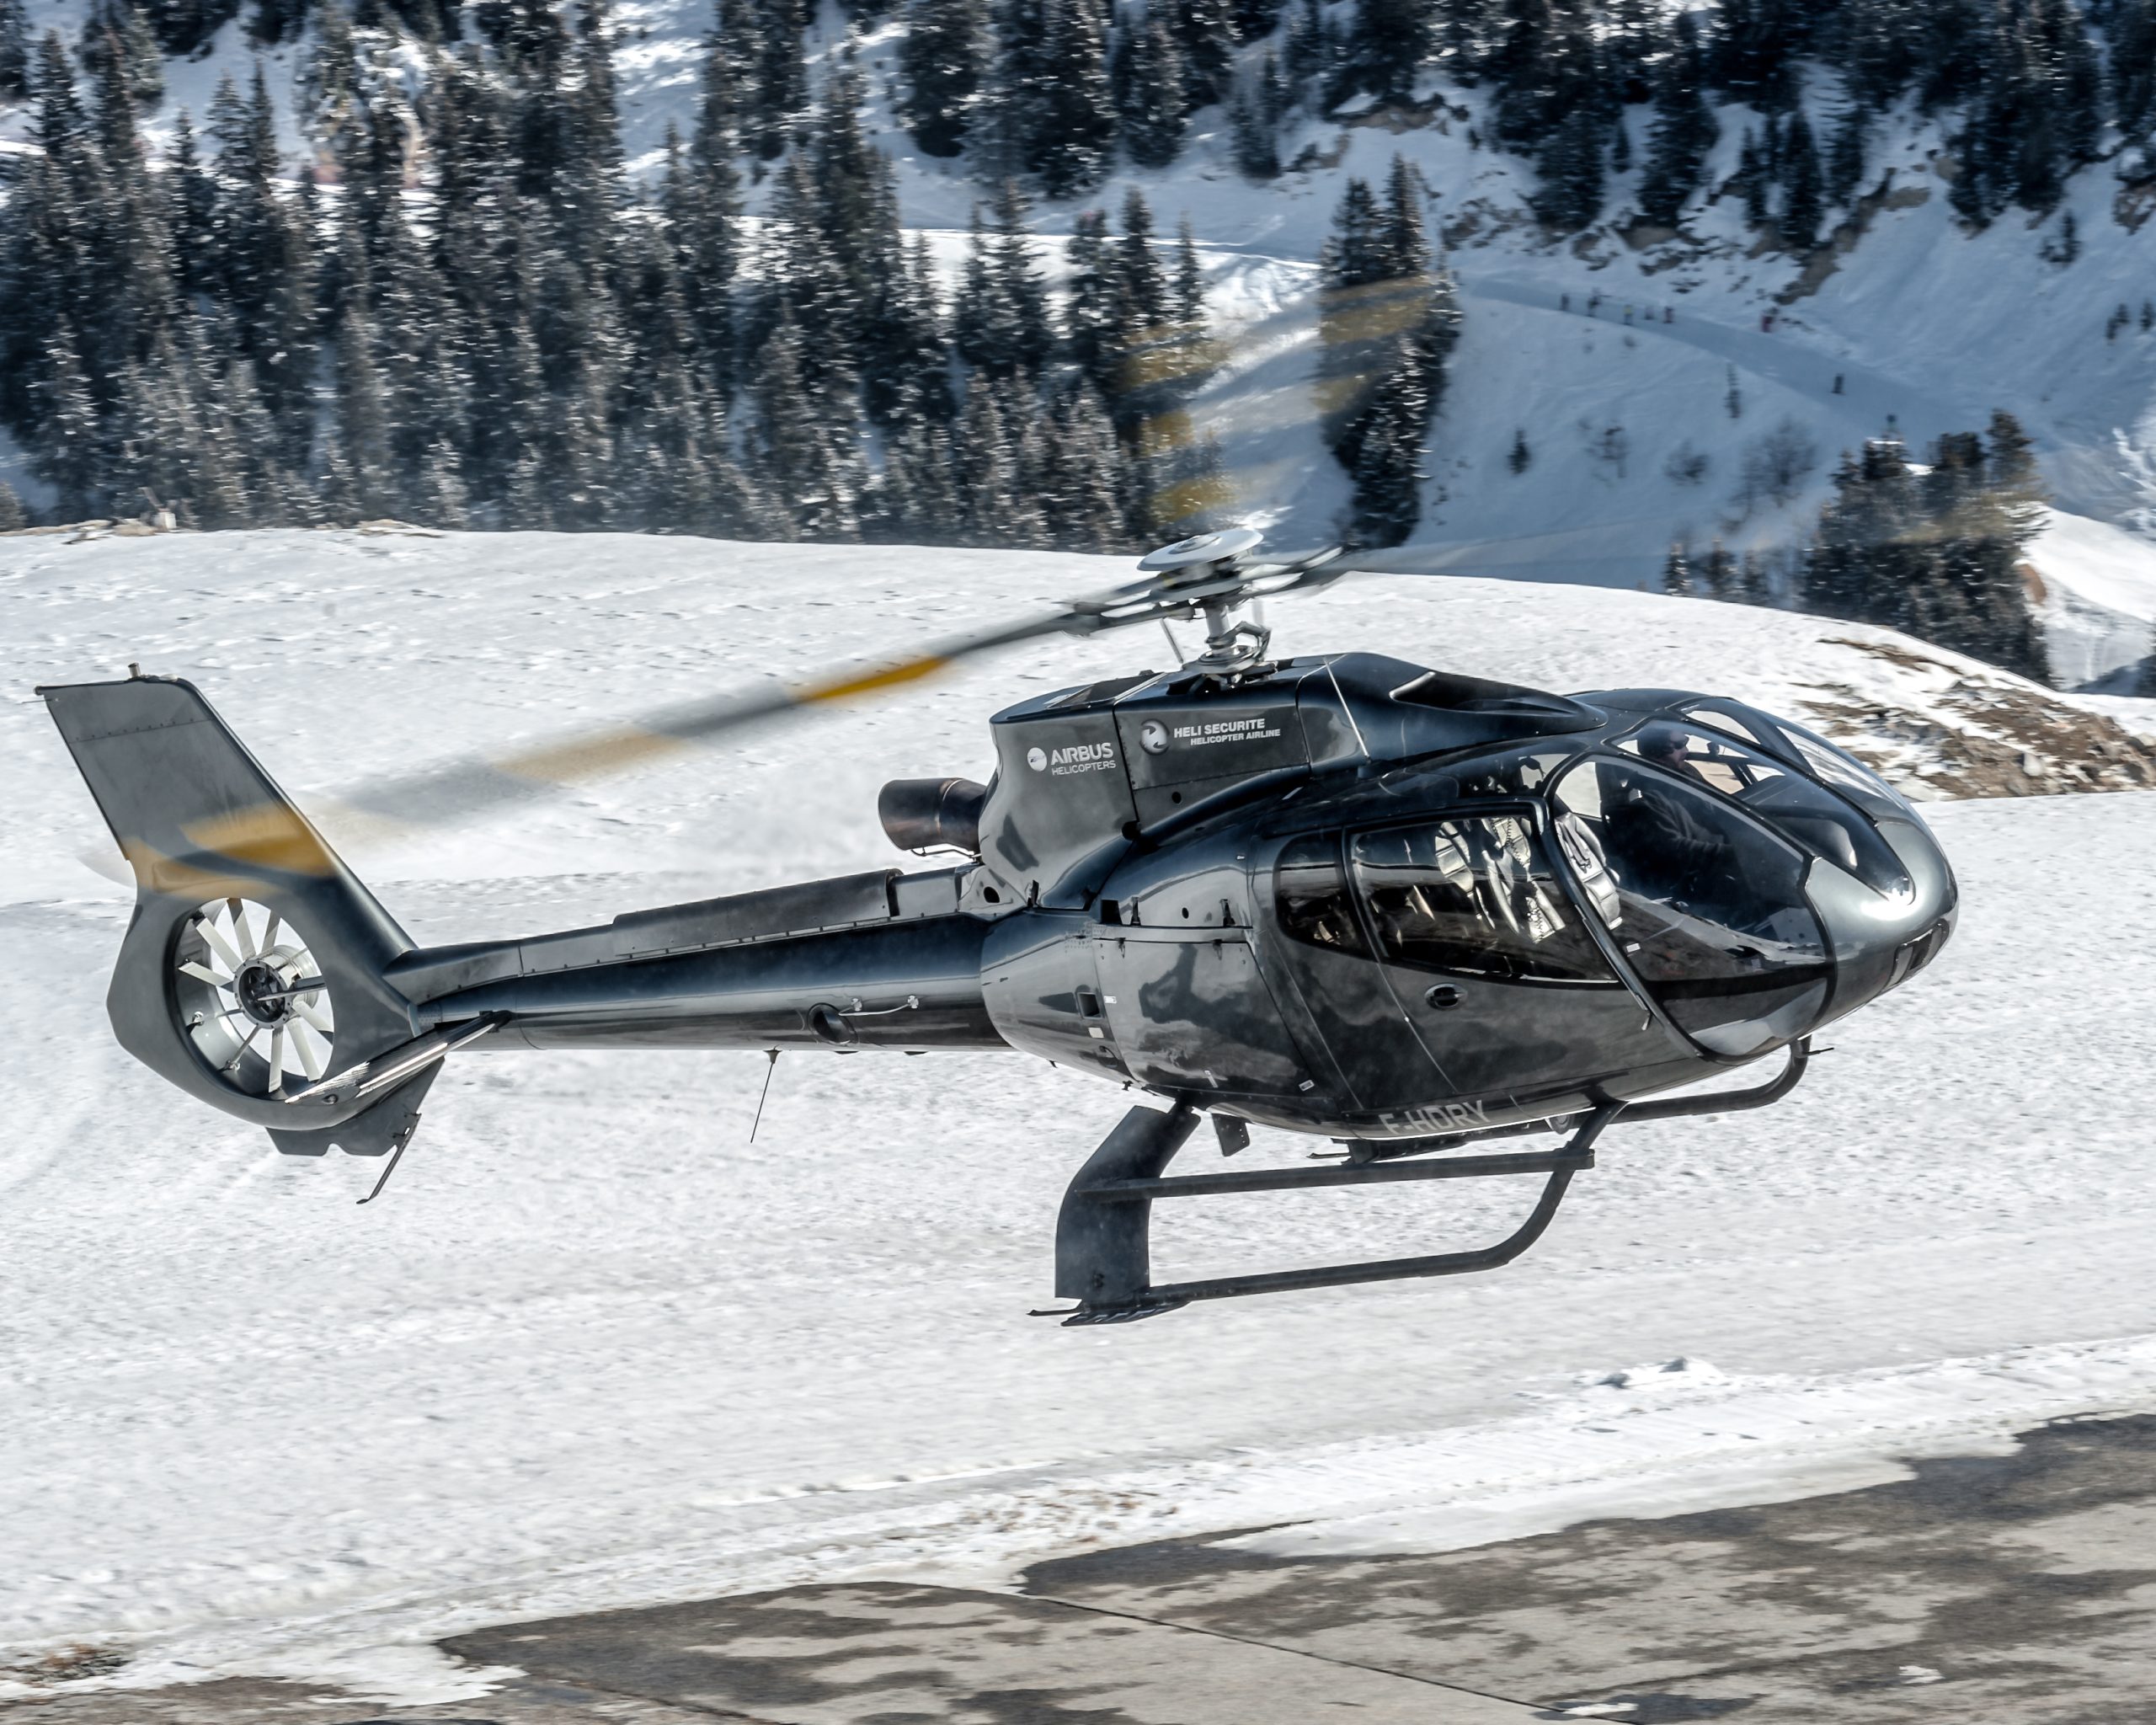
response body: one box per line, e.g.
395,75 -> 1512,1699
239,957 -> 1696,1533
1609,737 -> 1729,905
1640,726 -> 1708,786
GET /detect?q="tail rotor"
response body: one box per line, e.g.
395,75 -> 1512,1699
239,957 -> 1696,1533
175,897 -> 339,1098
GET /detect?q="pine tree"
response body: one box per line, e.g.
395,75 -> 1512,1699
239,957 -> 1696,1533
673,35 -> 744,382
1661,541 -> 1692,593
1708,0 -> 1803,106
1137,420 -> 1230,540
1534,102 -> 1605,230
1779,105 -> 1823,248
1029,0 -> 1113,196
1343,0 -> 1435,105
559,0 -> 625,270
858,159 -> 952,428
210,67 -> 317,462
1834,0 -> 1918,109
1951,0 -> 2098,223
1113,12 -> 1185,169
1283,0 -> 1324,85
334,305 -> 397,516
35,323 -> 104,518
1508,428 -> 1531,473
1700,539 -> 1737,598
375,198 -> 467,483
82,1 -> 164,109
755,151 -> 861,402
1319,175 -> 1387,285
0,0 -> 29,100
0,481 -> 24,530
1736,126 -> 1769,227
1037,380 -> 1126,548
954,374 -> 1049,542
1230,83 -> 1279,178
978,0 -> 1044,180
1260,49 -> 1289,122
1061,206 -> 1116,389
1983,407 -> 2045,539
1342,363 -> 1426,545
1825,101 -> 1867,206
164,114 -> 217,296
1173,215 -> 1205,326
1114,184 -> 1167,330
29,33 -> 90,152
1636,16 -> 1717,227
953,179 -> 1051,377
874,420 -> 963,542
1379,153 -> 1429,274
812,67 -> 887,323
749,0 -> 806,159
248,0 -> 306,45
899,0 -> 988,157
869,232 -> 953,427
2114,0 -> 2156,141
1171,0 -> 1238,109
1317,159 -> 1459,546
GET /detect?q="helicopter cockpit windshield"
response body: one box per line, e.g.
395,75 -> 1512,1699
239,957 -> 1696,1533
1614,720 -> 1913,898
1551,747 -> 1833,1056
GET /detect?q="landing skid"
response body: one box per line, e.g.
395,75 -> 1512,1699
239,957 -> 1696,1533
1040,1039 -> 1812,1326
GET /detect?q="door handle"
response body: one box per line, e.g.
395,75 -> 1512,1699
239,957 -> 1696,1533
1423,984 -> 1463,1011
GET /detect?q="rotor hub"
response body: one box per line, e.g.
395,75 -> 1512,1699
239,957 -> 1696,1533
1135,526 -> 1265,579
231,949 -> 307,1027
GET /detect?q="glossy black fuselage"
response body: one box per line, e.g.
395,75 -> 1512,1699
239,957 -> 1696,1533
416,654 -> 1957,1141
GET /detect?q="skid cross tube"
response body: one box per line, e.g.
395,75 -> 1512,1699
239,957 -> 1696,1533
1085,1144 -> 1593,1201
1049,1103 -> 1619,1326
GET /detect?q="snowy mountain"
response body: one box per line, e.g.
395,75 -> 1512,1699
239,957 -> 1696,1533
7,0 -> 2156,676
8,526 -> 2156,1696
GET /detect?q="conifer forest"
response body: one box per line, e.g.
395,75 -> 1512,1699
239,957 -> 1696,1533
0,0 -> 2147,673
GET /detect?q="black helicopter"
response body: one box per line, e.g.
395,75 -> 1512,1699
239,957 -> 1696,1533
40,528 -> 1956,1323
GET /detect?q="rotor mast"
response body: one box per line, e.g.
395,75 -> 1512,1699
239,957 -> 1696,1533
1135,527 -> 1282,678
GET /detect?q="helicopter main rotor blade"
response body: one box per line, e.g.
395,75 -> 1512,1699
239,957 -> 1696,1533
79,530 -> 1582,889
153,550 -> 1367,877
160,606 -> 1091,875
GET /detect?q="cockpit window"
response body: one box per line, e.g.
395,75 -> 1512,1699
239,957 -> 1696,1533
1554,756 -> 1832,1054
1276,834 -> 1369,956
1619,721 -> 1910,897
1774,719 -> 1916,822
1678,703 -> 1769,748
1348,815 -> 1617,985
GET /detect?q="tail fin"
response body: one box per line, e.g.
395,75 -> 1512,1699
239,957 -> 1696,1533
40,675 -> 434,1155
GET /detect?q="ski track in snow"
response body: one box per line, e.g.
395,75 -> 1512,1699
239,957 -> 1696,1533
6,531 -> 2156,1696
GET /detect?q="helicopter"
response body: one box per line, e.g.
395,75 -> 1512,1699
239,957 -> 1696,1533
39,526 -> 1957,1324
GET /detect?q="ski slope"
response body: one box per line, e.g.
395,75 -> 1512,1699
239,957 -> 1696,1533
6,528 -> 2156,1698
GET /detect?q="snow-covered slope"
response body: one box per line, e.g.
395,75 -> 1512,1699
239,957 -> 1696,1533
8,530 -> 2156,1696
